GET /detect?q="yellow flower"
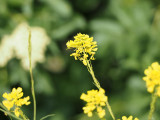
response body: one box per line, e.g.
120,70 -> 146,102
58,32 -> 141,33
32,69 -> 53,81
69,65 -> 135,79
143,62 -> 160,96
2,100 -> 14,111
156,86 -> 160,96
80,88 -> 107,118
2,87 -> 30,117
66,33 -> 98,66
118,116 -> 139,120
14,107 -> 20,117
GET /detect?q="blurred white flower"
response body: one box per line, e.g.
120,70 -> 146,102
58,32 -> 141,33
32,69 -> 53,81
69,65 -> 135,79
0,22 -> 50,70
0,35 -> 14,67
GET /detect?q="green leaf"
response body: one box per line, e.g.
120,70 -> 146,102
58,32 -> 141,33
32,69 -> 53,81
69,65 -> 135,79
40,114 -> 55,120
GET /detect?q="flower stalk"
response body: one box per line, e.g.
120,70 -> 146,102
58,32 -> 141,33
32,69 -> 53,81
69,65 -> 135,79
86,60 -> 115,120
86,60 -> 101,89
148,92 -> 157,120
28,27 -> 36,120
67,33 -> 116,120
0,108 -> 22,120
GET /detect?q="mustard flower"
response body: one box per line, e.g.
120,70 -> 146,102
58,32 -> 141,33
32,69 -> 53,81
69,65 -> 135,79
118,116 -> 139,120
2,87 -> 30,117
66,33 -> 98,65
80,88 -> 107,118
143,62 -> 160,96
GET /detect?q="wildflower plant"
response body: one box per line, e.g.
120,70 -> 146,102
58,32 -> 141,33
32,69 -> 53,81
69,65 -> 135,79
0,25 -> 160,120
2,87 -> 30,118
66,33 -> 98,66
80,88 -> 107,118
0,25 -> 54,120
143,62 -> 160,120
143,62 -> 160,96
67,33 -> 115,120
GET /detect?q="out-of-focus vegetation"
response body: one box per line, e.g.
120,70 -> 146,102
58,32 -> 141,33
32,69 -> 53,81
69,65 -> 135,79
0,0 -> 160,120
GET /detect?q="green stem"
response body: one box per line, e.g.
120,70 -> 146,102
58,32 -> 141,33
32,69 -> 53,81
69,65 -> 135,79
86,60 -> 101,89
148,93 -> 157,120
0,108 -> 23,120
106,99 -> 115,120
86,60 -> 115,120
19,109 -> 28,120
0,103 -> 6,110
28,27 -> 36,120
40,114 -> 55,120
1,103 -> 29,120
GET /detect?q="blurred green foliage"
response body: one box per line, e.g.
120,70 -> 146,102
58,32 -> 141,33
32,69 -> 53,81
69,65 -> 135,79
0,0 -> 160,120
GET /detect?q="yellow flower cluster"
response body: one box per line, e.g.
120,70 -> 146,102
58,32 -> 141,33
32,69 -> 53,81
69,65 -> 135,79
118,116 -> 139,120
66,33 -> 98,65
80,88 -> 107,118
2,87 -> 30,117
143,62 -> 160,96
0,22 -> 50,70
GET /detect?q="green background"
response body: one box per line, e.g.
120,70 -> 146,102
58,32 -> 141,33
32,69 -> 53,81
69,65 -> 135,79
0,0 -> 160,119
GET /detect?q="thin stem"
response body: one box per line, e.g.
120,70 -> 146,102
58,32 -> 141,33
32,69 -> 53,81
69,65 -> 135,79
148,93 -> 157,120
19,109 -> 28,120
0,103 -> 6,110
0,103 -> 9,116
0,108 -> 23,120
40,114 -> 55,120
106,99 -> 115,120
28,27 -> 36,120
86,60 -> 115,120
86,60 -> 101,89
1,103 -> 29,120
